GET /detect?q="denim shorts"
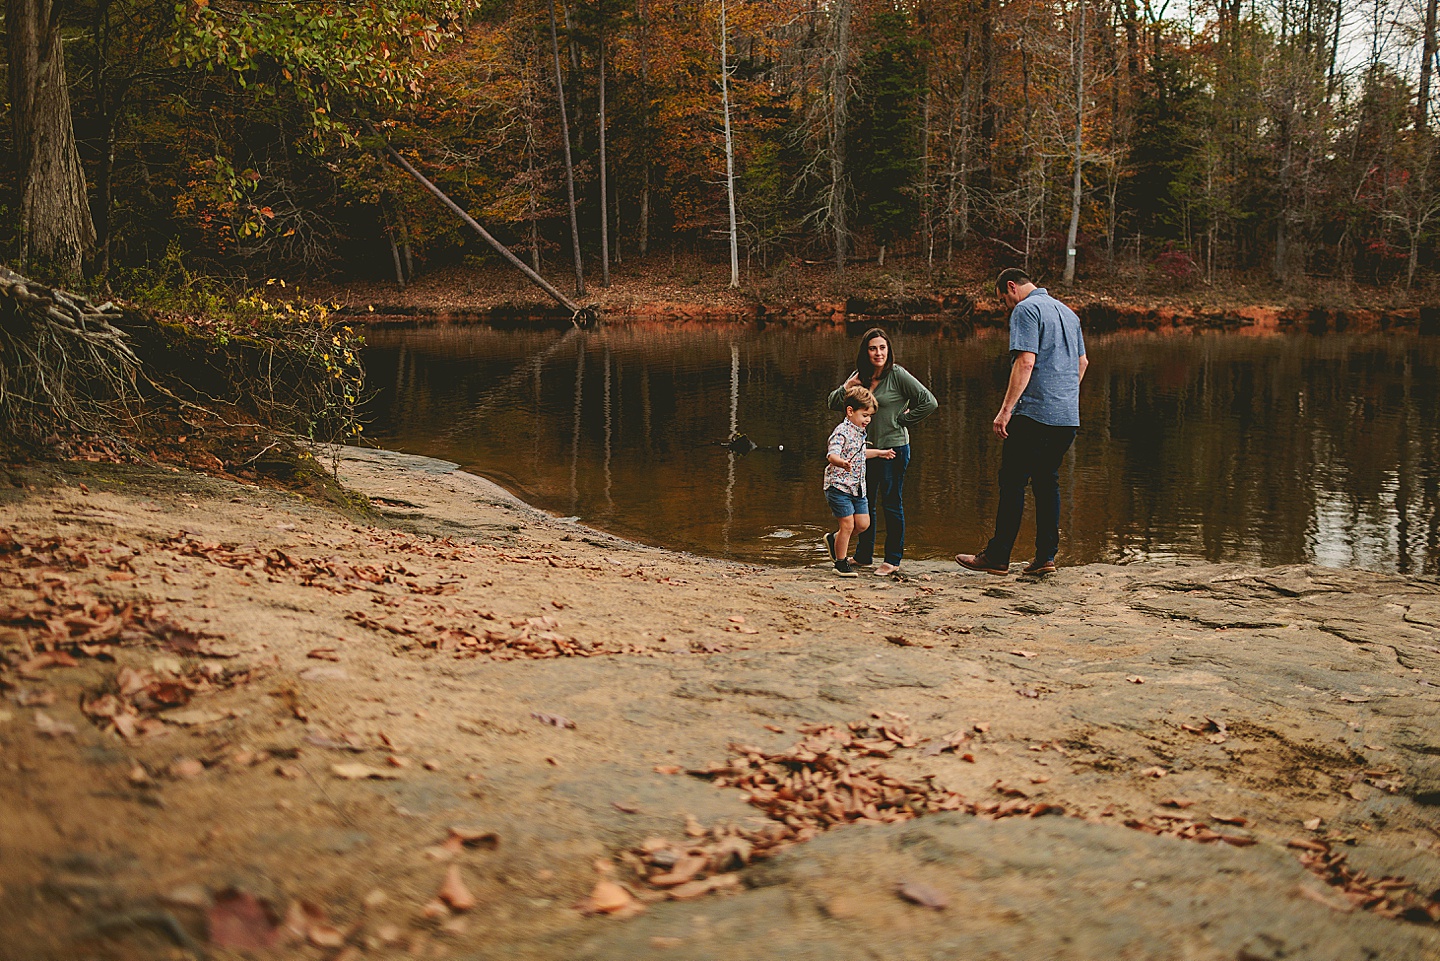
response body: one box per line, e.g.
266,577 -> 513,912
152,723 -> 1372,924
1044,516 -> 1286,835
825,486 -> 869,518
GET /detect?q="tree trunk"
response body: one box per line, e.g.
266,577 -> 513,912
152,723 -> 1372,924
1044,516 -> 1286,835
829,0 -> 854,274
1421,0 -> 1438,130
599,32 -> 611,287
7,0 -> 96,280
637,0 -> 650,258
1064,0 -> 1087,285
547,0 -> 586,297
721,0 -> 740,288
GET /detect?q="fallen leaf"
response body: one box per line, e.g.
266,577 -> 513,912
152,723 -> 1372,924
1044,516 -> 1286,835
1016,688 -> 1040,698
438,865 -> 475,911
1029,775 -> 1051,784
1009,649 -> 1037,658
580,880 -> 635,914
1288,838 -> 1330,852
1126,675 -> 1145,684
171,758 -> 205,779
1140,766 -> 1168,778
1296,884 -> 1354,913
1162,797 -> 1196,809
1302,817 -> 1322,831
1212,813 -> 1248,826
762,725 -> 784,734
668,874 -> 739,900
33,711 -> 77,737
727,616 -> 746,624
306,648 -> 341,661
653,765 -> 682,775
531,712 -> 575,729
973,722 -> 990,734
330,763 -> 400,780
649,855 -> 708,888
612,801 -> 641,814
163,708 -> 228,727
208,889 -> 283,949
896,880 -> 948,910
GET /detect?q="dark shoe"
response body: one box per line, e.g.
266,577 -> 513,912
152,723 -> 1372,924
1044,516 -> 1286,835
956,551 -> 1008,575
824,532 -> 837,563
1022,558 -> 1057,576
850,557 -> 874,568
834,558 -> 858,578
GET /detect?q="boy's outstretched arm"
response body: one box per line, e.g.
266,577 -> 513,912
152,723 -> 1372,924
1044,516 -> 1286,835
865,448 -> 897,460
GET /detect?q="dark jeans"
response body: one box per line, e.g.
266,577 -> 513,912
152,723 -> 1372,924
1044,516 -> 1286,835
854,444 -> 910,566
984,416 -> 1077,566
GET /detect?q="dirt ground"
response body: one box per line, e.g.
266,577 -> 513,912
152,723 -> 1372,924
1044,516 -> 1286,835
1,445 -> 1438,961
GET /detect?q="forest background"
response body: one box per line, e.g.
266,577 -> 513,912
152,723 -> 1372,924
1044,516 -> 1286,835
4,0 -> 1440,308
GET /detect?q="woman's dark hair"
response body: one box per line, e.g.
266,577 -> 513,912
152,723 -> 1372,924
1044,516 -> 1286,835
854,328 -> 894,386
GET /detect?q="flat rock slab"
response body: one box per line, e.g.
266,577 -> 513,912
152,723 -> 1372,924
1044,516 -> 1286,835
567,815 -> 1429,961
0,457 -> 1437,961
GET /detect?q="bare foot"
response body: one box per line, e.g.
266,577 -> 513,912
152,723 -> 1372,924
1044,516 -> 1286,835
874,562 -> 900,576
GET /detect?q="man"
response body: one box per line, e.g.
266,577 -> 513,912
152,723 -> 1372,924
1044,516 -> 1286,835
958,268 -> 1088,576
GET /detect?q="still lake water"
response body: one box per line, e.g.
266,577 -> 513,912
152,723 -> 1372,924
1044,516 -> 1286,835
361,324 -> 1440,575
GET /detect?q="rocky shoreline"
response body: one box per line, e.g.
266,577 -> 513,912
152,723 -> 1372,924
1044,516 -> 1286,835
0,446 -> 1437,959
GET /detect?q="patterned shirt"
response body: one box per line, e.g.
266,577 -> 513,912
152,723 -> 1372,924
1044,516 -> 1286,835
824,418 -> 868,495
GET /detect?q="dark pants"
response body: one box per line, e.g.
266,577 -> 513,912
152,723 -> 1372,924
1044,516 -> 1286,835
854,444 -> 910,566
984,416 -> 1077,566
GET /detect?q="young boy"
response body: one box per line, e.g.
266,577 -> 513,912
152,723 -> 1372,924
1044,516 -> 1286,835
824,386 -> 895,577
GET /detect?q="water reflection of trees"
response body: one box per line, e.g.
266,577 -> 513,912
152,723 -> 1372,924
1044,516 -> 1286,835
362,328 -> 1439,574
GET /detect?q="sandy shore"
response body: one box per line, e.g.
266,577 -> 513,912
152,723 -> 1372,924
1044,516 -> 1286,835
1,447 -> 1437,960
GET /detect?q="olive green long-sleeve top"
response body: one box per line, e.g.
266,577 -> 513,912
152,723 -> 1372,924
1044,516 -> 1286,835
827,364 -> 939,449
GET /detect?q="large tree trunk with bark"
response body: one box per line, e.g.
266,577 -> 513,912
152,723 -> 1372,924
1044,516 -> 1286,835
7,0 -> 96,281
1421,0 -> 1439,131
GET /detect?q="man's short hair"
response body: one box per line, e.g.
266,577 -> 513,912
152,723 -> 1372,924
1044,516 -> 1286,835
995,267 -> 1033,292
843,386 -> 877,411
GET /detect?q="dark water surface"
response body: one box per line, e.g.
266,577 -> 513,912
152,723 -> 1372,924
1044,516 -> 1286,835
360,325 -> 1440,575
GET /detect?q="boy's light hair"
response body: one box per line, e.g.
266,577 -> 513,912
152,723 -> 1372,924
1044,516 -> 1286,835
843,386 -> 877,411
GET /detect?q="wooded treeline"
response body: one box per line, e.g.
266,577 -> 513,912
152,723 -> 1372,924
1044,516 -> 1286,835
3,0 -> 1438,292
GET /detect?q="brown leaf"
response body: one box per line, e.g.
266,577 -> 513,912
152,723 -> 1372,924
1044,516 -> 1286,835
1126,675 -> 1145,684
1302,817 -> 1322,831
1287,838 -> 1330,852
653,764 -> 682,775
1139,766 -> 1168,778
1009,649 -> 1037,658
531,712 -> 575,729
330,763 -> 400,780
208,889 -> 283,949
727,615 -> 746,624
612,801 -> 641,814
306,648 -> 341,661
580,880 -> 635,914
1212,813 -> 1248,826
1161,797 -> 1196,809
438,865 -> 475,911
668,874 -> 739,900
649,855 -> 708,887
973,722 -> 990,733
896,881 -> 948,910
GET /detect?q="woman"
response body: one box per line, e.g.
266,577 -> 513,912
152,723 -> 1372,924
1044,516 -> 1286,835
827,328 -> 938,576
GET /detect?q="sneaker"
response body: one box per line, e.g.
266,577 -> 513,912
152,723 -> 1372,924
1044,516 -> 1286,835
956,551 -> 1008,575
834,558 -> 858,578
1022,558 -> 1057,576
824,532 -> 838,563
874,562 -> 900,576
